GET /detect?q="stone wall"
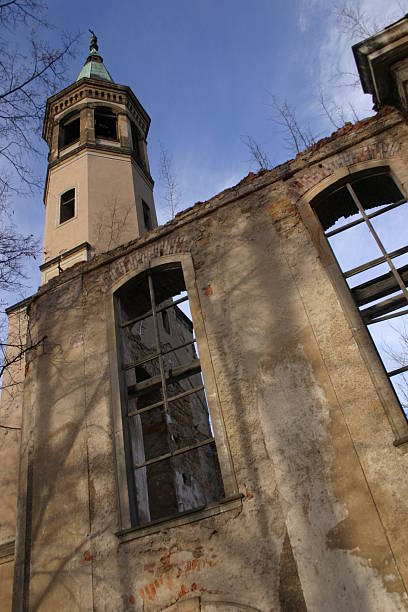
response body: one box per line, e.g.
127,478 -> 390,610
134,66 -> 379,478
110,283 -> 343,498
6,107 -> 408,611
0,304 -> 28,611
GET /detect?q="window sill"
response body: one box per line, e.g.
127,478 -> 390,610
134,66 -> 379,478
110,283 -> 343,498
116,494 -> 243,543
60,140 -> 79,150
57,216 -> 76,228
95,136 -> 119,144
0,539 -> 14,565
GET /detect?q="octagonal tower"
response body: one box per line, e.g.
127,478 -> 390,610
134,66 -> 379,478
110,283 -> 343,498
41,32 -> 157,284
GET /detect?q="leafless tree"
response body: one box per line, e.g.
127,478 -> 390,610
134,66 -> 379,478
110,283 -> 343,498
331,2 -> 406,89
334,2 -> 378,39
318,89 -> 361,130
0,1 -> 79,384
268,95 -> 316,155
0,208 -> 38,293
243,95 -> 316,171
0,200 -> 40,390
244,2 -> 406,168
242,136 -> 272,171
159,143 -> 181,220
0,1 -> 79,195
0,323 -> 45,387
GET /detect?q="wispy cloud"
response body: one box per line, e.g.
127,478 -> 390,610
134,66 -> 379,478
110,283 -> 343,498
315,0 -> 404,122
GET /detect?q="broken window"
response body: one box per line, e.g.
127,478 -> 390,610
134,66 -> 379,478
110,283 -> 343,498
142,200 -> 152,230
311,170 -> 408,419
60,112 -> 80,148
94,107 -> 117,140
59,188 -> 75,224
116,265 -> 225,527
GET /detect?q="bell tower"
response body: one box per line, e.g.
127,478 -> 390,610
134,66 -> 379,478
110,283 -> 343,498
41,32 -> 157,284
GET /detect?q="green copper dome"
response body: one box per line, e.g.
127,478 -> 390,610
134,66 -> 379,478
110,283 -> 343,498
76,30 -> 114,83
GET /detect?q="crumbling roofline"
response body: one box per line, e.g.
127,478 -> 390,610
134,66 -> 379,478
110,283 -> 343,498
15,108 -> 402,313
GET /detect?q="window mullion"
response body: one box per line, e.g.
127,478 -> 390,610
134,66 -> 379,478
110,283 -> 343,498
133,437 -> 215,470
147,274 -> 170,414
387,364 -> 408,378
346,183 -> 408,308
344,244 -> 408,279
120,295 -> 189,329
123,338 -> 196,371
127,384 -> 205,418
369,308 -> 408,324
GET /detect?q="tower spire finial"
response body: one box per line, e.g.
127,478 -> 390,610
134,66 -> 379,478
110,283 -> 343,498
76,29 -> 113,82
88,29 -> 98,54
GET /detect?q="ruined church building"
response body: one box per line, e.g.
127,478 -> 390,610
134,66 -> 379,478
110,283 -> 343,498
2,16 -> 408,612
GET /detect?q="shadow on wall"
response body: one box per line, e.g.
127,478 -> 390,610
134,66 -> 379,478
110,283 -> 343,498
190,168 -> 401,611
14,277 -> 122,611
14,138 -> 406,611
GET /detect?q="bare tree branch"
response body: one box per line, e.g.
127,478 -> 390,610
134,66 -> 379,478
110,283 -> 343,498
383,321 -> 408,414
242,136 -> 272,171
0,2 -> 78,384
94,197 -> 133,252
317,89 -> 361,130
334,2 -> 378,39
331,2 -> 405,91
160,143 -> 181,220
267,95 -> 316,155
0,4 -> 80,193
0,333 -> 45,379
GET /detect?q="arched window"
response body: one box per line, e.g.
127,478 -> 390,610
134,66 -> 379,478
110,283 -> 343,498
59,112 -> 80,148
311,169 -> 408,420
115,264 -> 225,527
94,106 -> 117,140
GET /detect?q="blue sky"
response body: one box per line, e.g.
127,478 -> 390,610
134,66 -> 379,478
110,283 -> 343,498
3,3 -> 380,243
5,0 -> 404,281
3,6 -> 405,307
10,0 -> 404,282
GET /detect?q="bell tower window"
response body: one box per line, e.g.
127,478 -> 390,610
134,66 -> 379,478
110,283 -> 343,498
94,107 -> 117,140
142,200 -> 152,230
131,121 -> 141,160
59,188 -> 76,224
60,112 -> 80,148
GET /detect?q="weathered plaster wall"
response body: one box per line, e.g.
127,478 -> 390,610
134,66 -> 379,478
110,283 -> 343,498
0,305 -> 28,611
8,108 -> 408,611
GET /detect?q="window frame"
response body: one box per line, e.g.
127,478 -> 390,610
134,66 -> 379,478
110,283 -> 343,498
105,254 -> 238,534
58,187 -> 76,226
59,111 -> 80,149
297,160 -> 408,444
130,121 -> 141,159
94,106 -> 118,141
142,200 -> 152,230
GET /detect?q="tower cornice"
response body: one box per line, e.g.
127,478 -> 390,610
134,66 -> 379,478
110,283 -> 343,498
42,78 -> 151,144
